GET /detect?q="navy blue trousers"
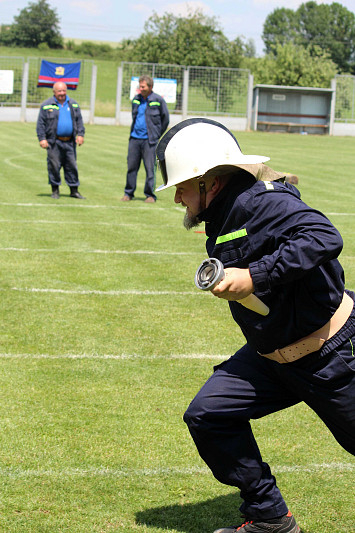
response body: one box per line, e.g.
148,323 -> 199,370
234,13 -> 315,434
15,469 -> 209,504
47,139 -> 79,188
184,294 -> 355,520
124,138 -> 156,200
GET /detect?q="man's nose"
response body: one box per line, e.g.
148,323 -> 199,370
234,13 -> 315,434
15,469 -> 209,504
174,190 -> 181,203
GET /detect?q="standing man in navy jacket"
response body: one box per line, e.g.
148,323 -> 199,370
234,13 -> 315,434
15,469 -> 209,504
155,118 -> 355,533
36,81 -> 85,199
121,75 -> 169,203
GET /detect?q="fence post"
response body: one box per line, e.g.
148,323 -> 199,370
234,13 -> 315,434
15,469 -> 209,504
182,69 -> 189,120
246,73 -> 253,131
115,65 -> 123,125
329,78 -> 336,136
89,64 -> 97,124
20,61 -> 29,122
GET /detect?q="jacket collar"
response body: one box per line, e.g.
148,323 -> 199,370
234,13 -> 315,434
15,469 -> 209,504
198,164 -> 288,225
197,178 -> 244,228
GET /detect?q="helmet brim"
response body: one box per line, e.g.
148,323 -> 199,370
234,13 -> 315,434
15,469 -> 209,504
156,158 -> 270,192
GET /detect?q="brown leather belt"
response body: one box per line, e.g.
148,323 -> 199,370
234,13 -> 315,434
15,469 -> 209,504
56,136 -> 72,141
260,292 -> 354,364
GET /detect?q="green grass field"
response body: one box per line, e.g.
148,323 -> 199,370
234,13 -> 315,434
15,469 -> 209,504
0,123 -> 354,532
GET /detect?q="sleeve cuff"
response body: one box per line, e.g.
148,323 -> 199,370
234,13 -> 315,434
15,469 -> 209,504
249,260 -> 271,297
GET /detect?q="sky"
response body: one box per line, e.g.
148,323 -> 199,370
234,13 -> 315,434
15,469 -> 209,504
1,0 -> 355,56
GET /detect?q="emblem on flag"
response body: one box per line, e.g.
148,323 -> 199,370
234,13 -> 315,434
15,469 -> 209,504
55,66 -> 65,76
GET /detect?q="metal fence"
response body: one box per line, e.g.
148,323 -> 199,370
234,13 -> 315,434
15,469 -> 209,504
334,74 -> 355,123
0,56 -> 94,109
120,62 -> 186,115
120,62 -> 251,118
0,56 -> 25,106
186,66 -> 250,116
1,55 -> 355,130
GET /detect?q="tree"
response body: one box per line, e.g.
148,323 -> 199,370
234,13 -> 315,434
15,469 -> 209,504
5,0 -> 63,48
246,42 -> 337,87
121,9 -> 252,68
120,9 -> 254,114
262,7 -> 299,51
297,1 -> 355,72
262,2 -> 355,73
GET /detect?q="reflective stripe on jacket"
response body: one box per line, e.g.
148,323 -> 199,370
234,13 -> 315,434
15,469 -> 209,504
130,91 -> 169,145
199,178 -> 345,354
36,96 -> 85,143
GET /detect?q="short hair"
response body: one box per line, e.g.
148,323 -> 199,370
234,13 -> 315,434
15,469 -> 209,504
139,75 -> 153,88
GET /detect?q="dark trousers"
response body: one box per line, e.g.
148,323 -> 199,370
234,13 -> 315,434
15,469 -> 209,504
47,139 -> 79,188
184,294 -> 355,520
124,137 -> 156,199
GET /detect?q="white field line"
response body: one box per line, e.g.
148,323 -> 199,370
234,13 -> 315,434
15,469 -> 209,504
0,202 -> 184,212
7,287 -> 199,296
4,284 -> 355,297
0,202 -> 353,216
1,249 -> 353,263
326,212 -> 355,216
0,219 -> 176,227
0,247 -> 197,255
0,215 -> 352,226
3,153 -> 38,170
0,463 -> 353,479
0,352 -> 227,360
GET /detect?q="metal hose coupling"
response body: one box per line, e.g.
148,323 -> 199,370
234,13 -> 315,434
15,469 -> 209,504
194,257 -> 225,291
194,257 -> 270,316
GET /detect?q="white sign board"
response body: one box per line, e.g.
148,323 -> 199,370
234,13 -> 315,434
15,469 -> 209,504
0,70 -> 14,94
130,77 -> 177,104
272,94 -> 286,101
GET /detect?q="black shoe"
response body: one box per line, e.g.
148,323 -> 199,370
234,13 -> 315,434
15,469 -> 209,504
70,187 -> 85,199
213,511 -> 300,533
51,186 -> 60,199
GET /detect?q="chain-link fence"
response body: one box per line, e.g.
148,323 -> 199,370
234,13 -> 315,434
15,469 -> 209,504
120,62 -> 186,114
187,66 -> 250,116
0,56 -> 25,106
0,56 -> 94,110
334,75 -> 355,123
120,62 -> 251,117
2,55 -> 355,131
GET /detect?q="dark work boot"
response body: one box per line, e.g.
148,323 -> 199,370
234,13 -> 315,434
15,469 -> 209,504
213,511 -> 300,533
51,185 -> 60,199
70,186 -> 85,199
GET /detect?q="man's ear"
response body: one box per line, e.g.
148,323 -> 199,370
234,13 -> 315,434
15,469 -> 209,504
209,176 -> 224,195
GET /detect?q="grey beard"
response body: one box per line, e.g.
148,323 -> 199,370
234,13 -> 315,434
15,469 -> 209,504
183,211 -> 201,230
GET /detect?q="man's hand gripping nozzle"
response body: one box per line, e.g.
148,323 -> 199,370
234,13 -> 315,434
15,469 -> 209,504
195,258 -> 270,316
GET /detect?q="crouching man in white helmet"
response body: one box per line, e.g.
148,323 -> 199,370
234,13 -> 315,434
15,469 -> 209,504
155,118 -> 355,533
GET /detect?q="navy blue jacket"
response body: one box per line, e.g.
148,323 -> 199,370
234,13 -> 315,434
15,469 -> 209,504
36,96 -> 85,143
199,178 -> 345,354
130,91 -> 169,145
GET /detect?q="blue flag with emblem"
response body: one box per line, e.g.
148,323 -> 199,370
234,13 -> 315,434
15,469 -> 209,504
37,60 -> 81,90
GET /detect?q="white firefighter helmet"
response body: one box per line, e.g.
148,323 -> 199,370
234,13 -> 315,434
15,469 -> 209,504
155,118 -> 270,192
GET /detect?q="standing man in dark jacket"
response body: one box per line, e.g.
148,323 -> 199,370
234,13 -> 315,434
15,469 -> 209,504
36,81 -> 86,199
155,118 -> 355,533
121,75 -> 169,203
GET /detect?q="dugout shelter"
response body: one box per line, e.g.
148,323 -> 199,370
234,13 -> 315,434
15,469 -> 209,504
251,84 -> 335,135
